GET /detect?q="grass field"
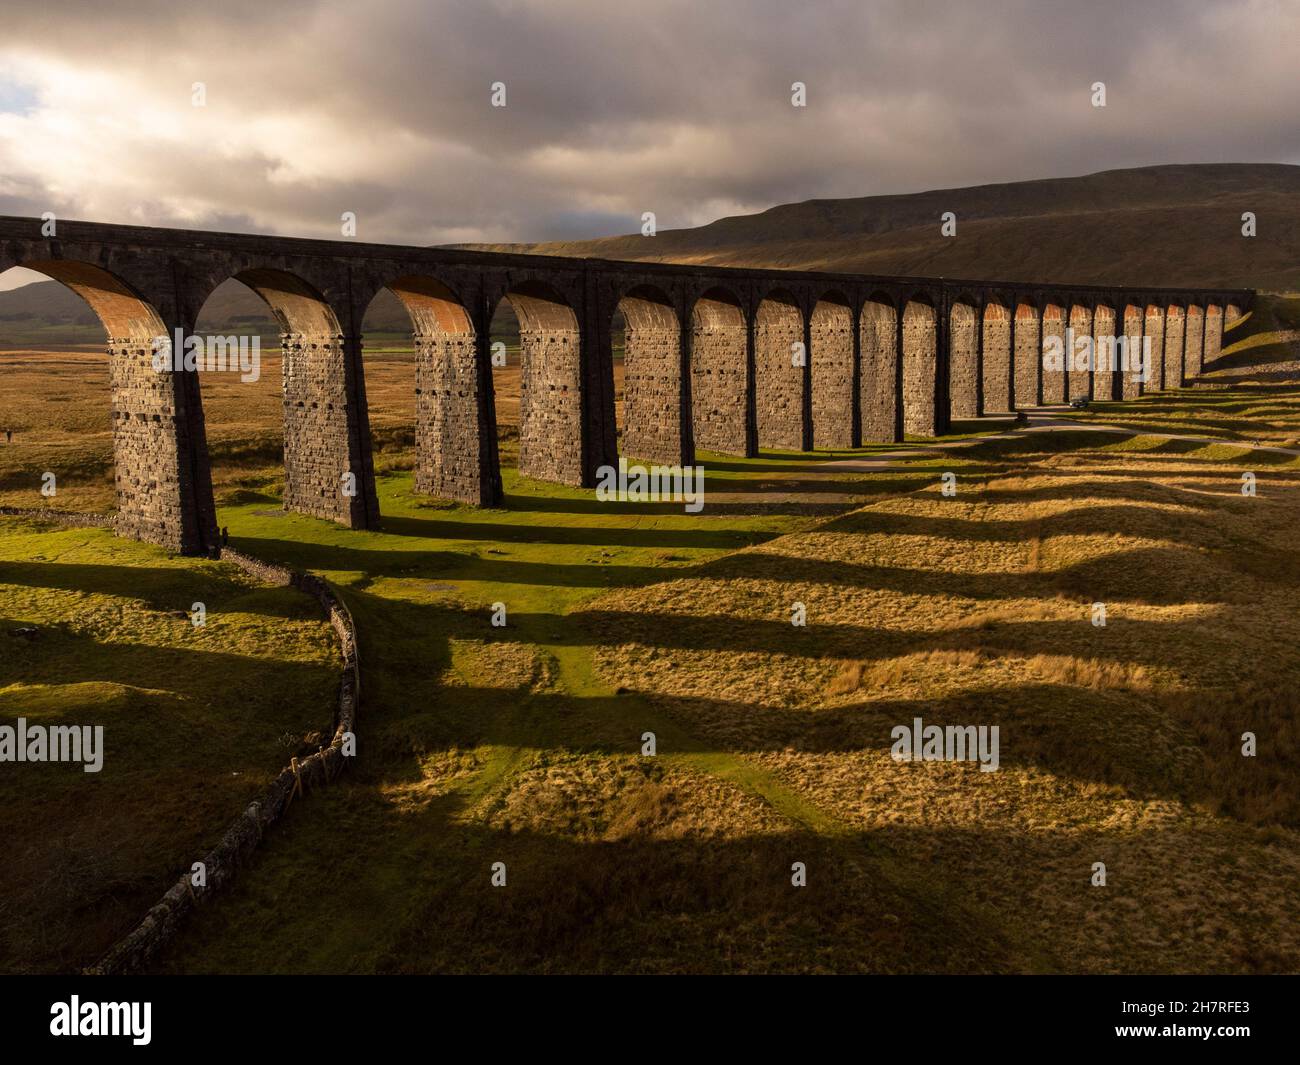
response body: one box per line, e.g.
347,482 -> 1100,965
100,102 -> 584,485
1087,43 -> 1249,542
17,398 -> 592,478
2,298 -> 1298,973
0,523 -> 339,974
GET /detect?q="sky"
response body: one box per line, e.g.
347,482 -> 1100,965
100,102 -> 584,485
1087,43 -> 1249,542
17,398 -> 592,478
2,0 -> 1299,290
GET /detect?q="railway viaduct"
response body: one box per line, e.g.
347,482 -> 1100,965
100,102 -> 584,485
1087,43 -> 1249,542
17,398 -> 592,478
0,216 -> 1252,555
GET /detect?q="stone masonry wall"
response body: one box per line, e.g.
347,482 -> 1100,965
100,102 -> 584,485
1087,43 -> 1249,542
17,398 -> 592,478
281,332 -> 373,525
754,302 -> 805,450
691,318 -> 749,455
1068,306 -> 1092,401
1204,306 -> 1223,366
1014,304 -> 1040,408
414,333 -> 499,505
1184,306 -> 1204,380
518,327 -> 584,485
623,325 -> 684,465
902,302 -> 937,436
1121,310 -> 1144,400
108,338 -> 195,551
1092,306 -> 1117,401
1041,306 -> 1066,404
810,302 -> 854,449
949,303 -> 979,419
1163,308 -> 1185,389
860,302 -> 897,442
981,305 -> 1012,413
1145,311 -> 1166,390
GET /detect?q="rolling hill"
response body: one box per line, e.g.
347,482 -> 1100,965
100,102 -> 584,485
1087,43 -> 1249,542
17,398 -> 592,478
469,163 -> 1300,292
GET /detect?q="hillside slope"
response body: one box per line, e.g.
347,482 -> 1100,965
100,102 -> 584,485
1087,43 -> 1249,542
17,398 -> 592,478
470,164 -> 1300,291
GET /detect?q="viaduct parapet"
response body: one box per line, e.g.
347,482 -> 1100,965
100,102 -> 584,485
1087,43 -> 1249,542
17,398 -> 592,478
0,216 -> 1253,555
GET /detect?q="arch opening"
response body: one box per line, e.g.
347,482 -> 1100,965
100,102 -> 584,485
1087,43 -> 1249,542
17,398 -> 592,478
1,260 -> 212,552
198,267 -> 376,528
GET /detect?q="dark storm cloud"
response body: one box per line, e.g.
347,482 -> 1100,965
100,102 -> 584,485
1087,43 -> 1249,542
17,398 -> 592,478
0,0 -> 1296,249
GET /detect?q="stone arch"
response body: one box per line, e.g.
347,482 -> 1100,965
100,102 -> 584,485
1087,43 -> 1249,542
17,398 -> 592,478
194,267 -> 377,528
1184,303 -> 1205,381
1091,303 -> 1117,401
1144,303 -> 1167,391
810,291 -> 854,450
1067,302 -> 1092,402
1040,301 -> 1067,405
1013,299 -> 1041,408
497,281 -> 583,486
860,294 -> 898,443
902,295 -> 938,437
1163,302 -> 1185,389
1121,303 -> 1145,400
981,299 -> 1013,413
949,297 -> 980,420
616,285 -> 686,466
754,289 -> 805,450
14,258 -> 215,553
378,274 -> 498,506
1204,302 -> 1224,366
690,287 -> 749,456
